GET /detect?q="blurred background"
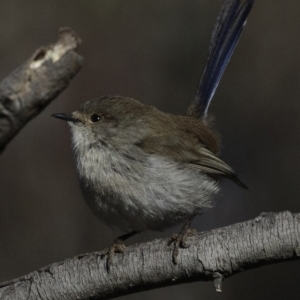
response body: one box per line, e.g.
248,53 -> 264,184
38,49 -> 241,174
1,0 -> 300,299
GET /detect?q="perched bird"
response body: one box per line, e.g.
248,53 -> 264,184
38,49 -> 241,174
53,0 -> 254,268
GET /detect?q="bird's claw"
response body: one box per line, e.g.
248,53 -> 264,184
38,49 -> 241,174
168,228 -> 197,264
102,239 -> 126,272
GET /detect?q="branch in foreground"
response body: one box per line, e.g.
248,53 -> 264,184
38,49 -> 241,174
0,27 -> 84,153
0,211 -> 299,300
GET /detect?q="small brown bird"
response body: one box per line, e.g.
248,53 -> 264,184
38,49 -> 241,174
53,0 -> 254,268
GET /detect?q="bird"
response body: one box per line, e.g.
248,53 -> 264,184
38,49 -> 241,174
52,0 -> 254,269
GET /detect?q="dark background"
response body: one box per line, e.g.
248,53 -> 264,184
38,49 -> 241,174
1,1 -> 300,299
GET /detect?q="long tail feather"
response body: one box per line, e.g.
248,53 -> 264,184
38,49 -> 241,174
187,0 -> 254,119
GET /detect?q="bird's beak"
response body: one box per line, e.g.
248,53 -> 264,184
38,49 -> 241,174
51,113 -> 80,123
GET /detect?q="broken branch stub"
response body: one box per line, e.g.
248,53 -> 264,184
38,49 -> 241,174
0,27 -> 84,152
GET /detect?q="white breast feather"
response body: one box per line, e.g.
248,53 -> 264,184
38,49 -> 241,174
70,124 -> 219,232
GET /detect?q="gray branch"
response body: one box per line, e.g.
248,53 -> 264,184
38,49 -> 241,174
0,211 -> 299,300
0,27 -> 84,153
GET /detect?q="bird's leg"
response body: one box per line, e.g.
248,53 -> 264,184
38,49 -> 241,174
103,231 -> 139,272
168,214 -> 197,264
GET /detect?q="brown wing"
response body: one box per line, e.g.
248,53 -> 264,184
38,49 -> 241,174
185,147 -> 247,188
136,130 -> 247,189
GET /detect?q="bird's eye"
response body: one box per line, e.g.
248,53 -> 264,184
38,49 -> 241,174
90,114 -> 102,123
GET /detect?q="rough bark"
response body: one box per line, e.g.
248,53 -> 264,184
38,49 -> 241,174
0,211 -> 299,300
0,27 -> 83,153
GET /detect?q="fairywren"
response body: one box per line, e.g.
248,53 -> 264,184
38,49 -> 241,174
52,0 -> 254,266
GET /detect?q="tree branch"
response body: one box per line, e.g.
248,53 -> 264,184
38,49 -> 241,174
0,27 -> 83,153
0,211 -> 299,300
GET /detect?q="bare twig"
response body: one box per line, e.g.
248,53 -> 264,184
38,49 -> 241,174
0,27 -> 83,153
0,211 -> 299,300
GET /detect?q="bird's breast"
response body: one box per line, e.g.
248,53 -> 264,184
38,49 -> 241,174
74,143 -> 219,232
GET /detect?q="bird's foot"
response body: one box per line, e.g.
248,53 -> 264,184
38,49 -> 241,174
101,231 -> 138,272
168,228 -> 197,264
102,239 -> 126,272
168,214 -> 197,264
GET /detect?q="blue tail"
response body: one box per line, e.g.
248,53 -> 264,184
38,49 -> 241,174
187,0 -> 254,119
